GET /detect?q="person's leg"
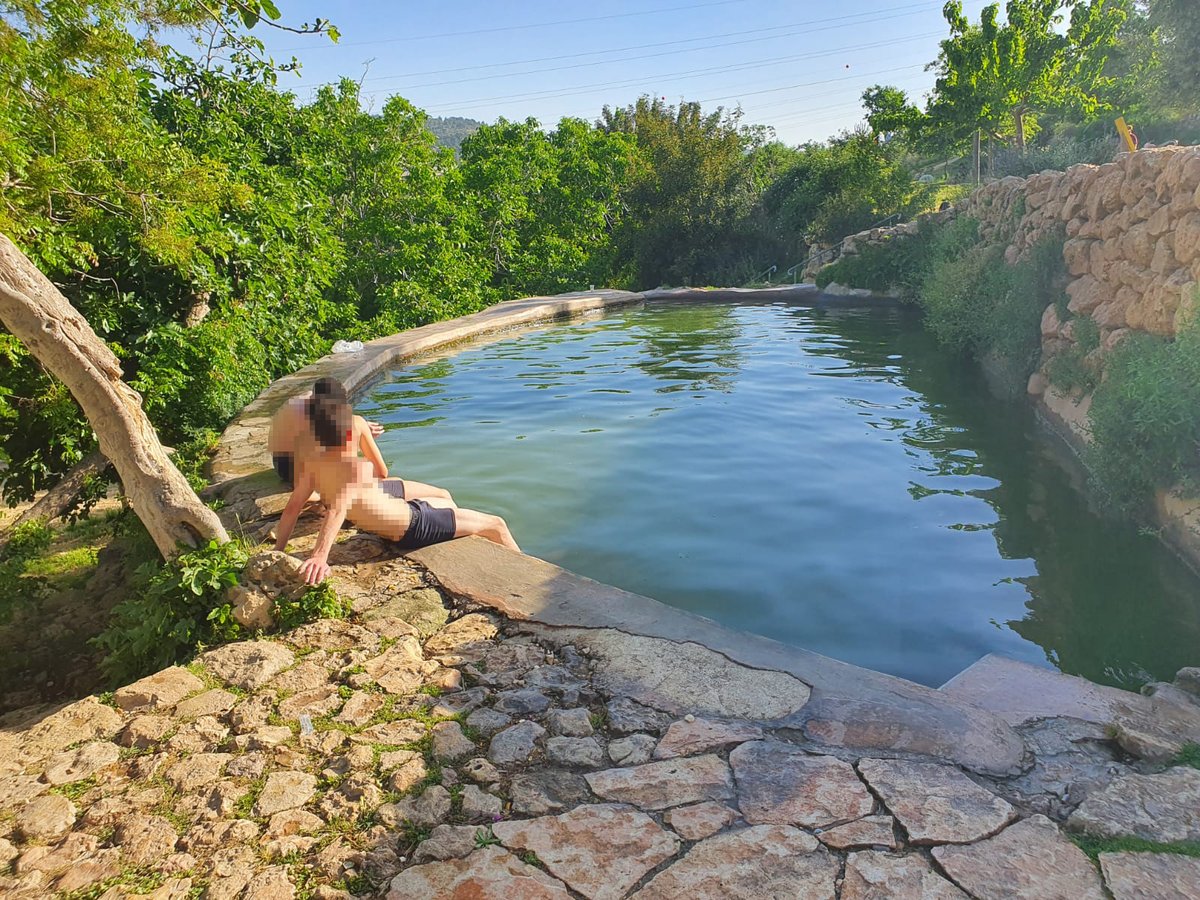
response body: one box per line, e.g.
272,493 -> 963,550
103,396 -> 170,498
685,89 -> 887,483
399,479 -> 455,506
423,498 -> 519,552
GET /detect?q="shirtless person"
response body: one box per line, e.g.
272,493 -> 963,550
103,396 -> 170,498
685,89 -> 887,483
273,391 -> 519,584
268,376 -> 453,504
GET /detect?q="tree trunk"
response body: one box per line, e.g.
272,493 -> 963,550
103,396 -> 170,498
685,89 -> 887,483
2,450 -> 109,537
973,129 -> 982,185
0,234 -> 228,559
1014,109 -> 1025,153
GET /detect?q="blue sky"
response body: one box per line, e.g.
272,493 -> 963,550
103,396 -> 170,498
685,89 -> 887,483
251,0 -> 995,146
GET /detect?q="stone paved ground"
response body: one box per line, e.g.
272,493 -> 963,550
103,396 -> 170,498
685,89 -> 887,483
2,539 -> 1200,899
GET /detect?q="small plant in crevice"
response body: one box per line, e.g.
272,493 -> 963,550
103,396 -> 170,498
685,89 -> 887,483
1048,314 -> 1101,393
273,581 -> 351,631
1172,742 -> 1200,770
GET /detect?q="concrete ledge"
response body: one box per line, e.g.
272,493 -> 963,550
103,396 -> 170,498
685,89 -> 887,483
210,290 -> 645,483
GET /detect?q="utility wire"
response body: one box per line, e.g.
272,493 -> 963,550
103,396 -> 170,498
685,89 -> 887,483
299,1 -> 937,88
277,0 -> 751,51
370,32 -> 942,112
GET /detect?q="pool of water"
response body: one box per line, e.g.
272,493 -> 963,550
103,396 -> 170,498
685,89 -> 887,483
358,300 -> 1200,689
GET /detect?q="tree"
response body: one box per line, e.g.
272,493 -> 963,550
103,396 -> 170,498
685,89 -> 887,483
930,0 -> 1130,152
1146,0 -> 1200,113
0,235 -> 228,558
862,85 -> 927,142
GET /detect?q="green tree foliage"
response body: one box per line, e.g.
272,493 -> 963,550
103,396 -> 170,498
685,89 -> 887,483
599,97 -> 775,288
929,0 -> 1130,152
460,116 -> 634,296
1146,0 -> 1200,113
762,129 -> 926,248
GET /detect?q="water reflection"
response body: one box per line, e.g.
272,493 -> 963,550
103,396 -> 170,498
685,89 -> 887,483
358,301 -> 1200,689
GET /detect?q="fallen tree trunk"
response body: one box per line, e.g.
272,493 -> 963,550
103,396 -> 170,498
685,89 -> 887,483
0,234 -> 228,559
3,449 -> 110,536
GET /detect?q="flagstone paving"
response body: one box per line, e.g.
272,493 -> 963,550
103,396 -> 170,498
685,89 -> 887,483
3,530 -> 1200,898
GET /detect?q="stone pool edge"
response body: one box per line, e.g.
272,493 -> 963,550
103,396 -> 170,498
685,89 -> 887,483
208,286 -> 1032,777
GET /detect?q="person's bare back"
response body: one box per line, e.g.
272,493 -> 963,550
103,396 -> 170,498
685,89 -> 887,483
309,453 -> 413,541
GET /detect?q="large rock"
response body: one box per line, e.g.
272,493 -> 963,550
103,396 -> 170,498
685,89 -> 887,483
663,802 -> 738,841
284,620 -> 381,653
585,755 -> 734,810
254,772 -> 317,818
113,666 -> 204,712
842,851 -> 968,899
545,737 -> 604,769
633,825 -> 837,899
605,698 -> 671,735
488,721 -> 546,766
788,696 -> 1026,778
729,741 -> 873,828
493,804 -> 679,900
16,793 -> 76,841
432,721 -> 476,761
932,816 -> 1106,900
578,632 -> 811,720
42,741 -> 120,786
424,613 -> 498,659
510,770 -> 593,816
413,825 -> 479,863
1099,851 -> 1200,900
653,718 -> 763,759
200,640 -> 295,691
175,689 -> 238,720
364,588 -> 449,639
856,758 -> 1016,844
386,846 -> 572,899
1067,767 -> 1200,843
816,816 -> 898,852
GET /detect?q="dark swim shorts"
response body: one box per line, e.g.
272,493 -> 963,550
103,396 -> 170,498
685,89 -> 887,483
395,499 -> 457,550
272,453 -> 294,487
380,479 -> 406,500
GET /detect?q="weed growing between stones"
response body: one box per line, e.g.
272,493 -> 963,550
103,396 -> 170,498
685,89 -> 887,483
475,825 -> 501,848
50,776 -> 98,802
1048,314 -> 1101,393
1071,834 -> 1200,860
1172,742 -> 1200,770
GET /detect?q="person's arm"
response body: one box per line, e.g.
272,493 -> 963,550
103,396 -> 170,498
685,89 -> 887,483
299,490 -> 351,584
273,467 -> 316,552
356,415 -> 388,480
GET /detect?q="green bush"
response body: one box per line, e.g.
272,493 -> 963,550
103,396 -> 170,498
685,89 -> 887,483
920,229 -> 1065,382
1086,318 -> 1200,513
93,538 -> 354,685
273,581 -> 351,631
815,215 -> 981,300
93,539 -> 250,685
0,519 -> 54,623
1048,315 -> 1101,393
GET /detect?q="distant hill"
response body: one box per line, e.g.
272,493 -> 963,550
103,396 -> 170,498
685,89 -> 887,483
426,116 -> 484,154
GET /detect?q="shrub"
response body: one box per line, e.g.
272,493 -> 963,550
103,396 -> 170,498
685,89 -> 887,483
93,539 -> 250,684
273,581 -> 351,631
815,215 -> 981,300
919,229 -> 1066,383
1086,318 -> 1200,513
1048,315 -> 1101,392
0,519 -> 54,623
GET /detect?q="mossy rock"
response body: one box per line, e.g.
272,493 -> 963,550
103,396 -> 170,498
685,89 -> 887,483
364,588 -> 449,639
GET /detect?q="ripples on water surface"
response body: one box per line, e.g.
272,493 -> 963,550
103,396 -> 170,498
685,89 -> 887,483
358,301 -> 1200,688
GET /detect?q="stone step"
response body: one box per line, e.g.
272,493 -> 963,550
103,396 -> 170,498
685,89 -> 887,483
939,654 -> 1151,727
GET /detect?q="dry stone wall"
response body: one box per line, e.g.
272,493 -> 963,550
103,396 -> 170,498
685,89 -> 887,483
821,146 -> 1200,567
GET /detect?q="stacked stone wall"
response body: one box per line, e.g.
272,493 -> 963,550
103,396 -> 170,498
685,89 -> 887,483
819,146 -> 1200,566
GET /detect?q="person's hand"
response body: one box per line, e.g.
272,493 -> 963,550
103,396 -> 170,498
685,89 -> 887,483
367,420 -> 384,437
299,558 -> 331,585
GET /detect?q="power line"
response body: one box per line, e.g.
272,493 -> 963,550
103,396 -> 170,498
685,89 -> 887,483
277,0 -> 751,51
300,2 -> 938,90
372,32 -> 942,113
